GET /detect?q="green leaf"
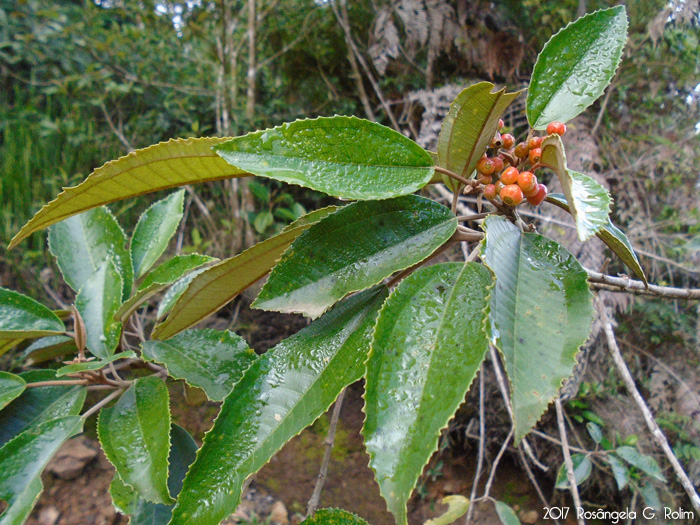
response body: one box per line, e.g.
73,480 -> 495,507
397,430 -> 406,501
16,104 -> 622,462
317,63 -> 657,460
48,206 -> 133,300
482,216 -> 594,443
0,371 -> 86,448
0,288 -> 65,345
540,136 -> 612,242
157,265 -> 220,320
0,372 -> 26,411
115,254 -> 215,322
424,496 -> 470,525
253,210 -> 274,234
170,287 -> 388,525
214,116 -> 434,200
639,483 -> 661,510
494,501 -> 521,525
131,190 -> 186,279
586,422 -> 602,444
75,259 -> 123,359
555,454 -> 592,488
152,207 -> 338,339
302,509 -> 369,525
615,446 -> 665,482
110,424 -> 198,524
56,351 -> 137,377
22,335 -> 77,366
98,377 -> 173,504
364,262 -> 491,524
437,82 -> 520,180
254,195 -> 457,318
607,454 -> 629,490
142,329 -> 257,401
10,137 -> 246,249
0,416 -> 83,525
545,193 -> 647,284
527,6 -> 628,129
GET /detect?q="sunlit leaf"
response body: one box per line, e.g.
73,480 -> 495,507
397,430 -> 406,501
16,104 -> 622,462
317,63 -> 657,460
424,496 -> 470,525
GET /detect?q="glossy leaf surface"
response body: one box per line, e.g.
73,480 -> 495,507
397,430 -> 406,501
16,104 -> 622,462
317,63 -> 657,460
0,372 -> 26,411
0,371 -> 86,448
555,454 -> 592,488
541,135 -> 612,242
48,206 -> 133,300
10,137 -> 244,249
152,207 -> 338,340
0,288 -> 65,343
438,82 -> 520,179
364,263 -> 490,524
98,377 -> 173,504
171,287 -> 388,525
302,509 -> 369,525
527,6 -> 628,129
482,216 -> 593,443
75,259 -> 123,359
116,254 -> 214,322
546,193 -> 646,284
214,116 -> 433,200
131,190 -> 186,278
110,424 -> 197,524
0,416 -> 83,525
615,446 -> 665,482
254,195 -> 457,318
142,329 -> 256,401
56,351 -> 136,377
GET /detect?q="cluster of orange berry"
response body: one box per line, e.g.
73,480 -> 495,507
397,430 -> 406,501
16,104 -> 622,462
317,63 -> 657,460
476,121 -> 567,207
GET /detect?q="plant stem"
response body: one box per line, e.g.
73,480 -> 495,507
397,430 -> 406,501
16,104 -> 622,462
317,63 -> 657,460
464,369 -> 485,525
433,166 -> 475,187
482,427 -> 514,499
555,398 -> 585,525
586,269 -> 700,299
81,388 -> 125,419
306,388 -> 346,518
25,379 -> 90,388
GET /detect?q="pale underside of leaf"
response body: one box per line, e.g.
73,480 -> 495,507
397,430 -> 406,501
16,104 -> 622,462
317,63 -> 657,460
0,288 -> 66,346
10,137 -> 245,249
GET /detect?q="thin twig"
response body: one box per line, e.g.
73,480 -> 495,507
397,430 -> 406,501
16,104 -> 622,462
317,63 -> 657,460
433,166 -> 476,188
555,398 -> 585,525
25,379 -> 90,388
464,370 -> 486,525
482,427 -> 515,499
518,448 -> 561,525
306,388 -> 347,517
597,296 -> 700,513
586,269 -> 700,300
81,388 -> 125,419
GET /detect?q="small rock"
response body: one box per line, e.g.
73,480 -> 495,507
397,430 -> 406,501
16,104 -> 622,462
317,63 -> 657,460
520,510 -> 539,524
38,506 -> 60,525
269,501 -> 289,525
46,437 -> 97,480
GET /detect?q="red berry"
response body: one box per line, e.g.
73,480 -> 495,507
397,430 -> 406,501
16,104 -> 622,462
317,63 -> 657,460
490,132 -> 503,149
514,142 -> 529,158
498,119 -> 505,130
483,184 -> 497,200
527,183 -> 548,206
546,121 -> 566,136
476,157 -> 495,176
491,156 -> 505,174
500,166 -> 519,185
494,180 -> 505,194
528,147 -> 542,165
478,173 -> 493,185
501,133 -> 515,150
528,136 -> 543,149
517,171 -> 537,192
499,184 -> 524,206
523,183 -> 540,198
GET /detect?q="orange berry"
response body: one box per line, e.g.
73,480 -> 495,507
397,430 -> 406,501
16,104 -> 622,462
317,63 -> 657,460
476,157 -> 495,176
528,147 -> 542,165
546,121 -> 567,136
514,142 -> 529,158
501,133 -> 515,150
527,183 -> 548,206
499,184 -> 524,206
517,171 -> 537,192
500,166 -> 519,185
491,156 -> 505,174
483,184 -> 497,200
523,183 -> 540,198
478,173 -> 493,185
494,180 -> 505,194
528,136 -> 543,149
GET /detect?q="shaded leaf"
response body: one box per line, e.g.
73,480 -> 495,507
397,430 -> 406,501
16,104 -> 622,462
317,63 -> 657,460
615,446 -> 665,482
142,329 -> 256,401
156,265 -> 214,320
98,377 -> 173,504
0,371 -> 86,448
0,288 -> 65,345
438,82 -> 520,181
555,454 -> 592,488
0,372 -> 26,411
494,501 -> 521,525
527,6 -> 628,129
302,509 -> 369,525
10,137 -> 245,249
0,416 -> 83,525
75,259 -> 123,359
586,422 -> 603,444
56,351 -> 137,377
22,336 -> 77,366
254,195 -> 457,318
545,193 -> 646,284
48,207 -> 133,300
253,210 -> 274,234
364,263 -> 490,524
607,454 -> 629,490
152,207 -> 338,339
639,483 -> 661,510
424,496 -> 470,525
171,287 -> 388,525
131,190 -> 186,278
482,216 -> 594,443
214,116 -> 434,200
540,136 -> 612,242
